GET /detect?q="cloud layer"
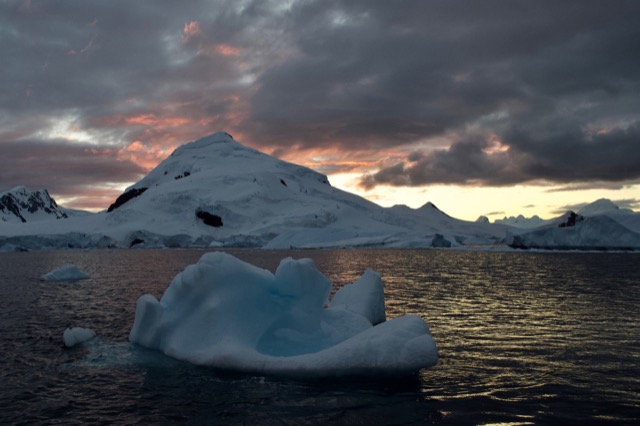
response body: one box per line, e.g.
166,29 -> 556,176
1,0 -> 640,209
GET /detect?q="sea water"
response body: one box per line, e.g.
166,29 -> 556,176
0,249 -> 639,424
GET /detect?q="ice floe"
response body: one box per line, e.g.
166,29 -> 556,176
63,327 -> 96,347
40,264 -> 90,281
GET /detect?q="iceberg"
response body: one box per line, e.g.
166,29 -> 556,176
40,264 -> 90,281
129,252 -> 438,377
63,327 -> 96,347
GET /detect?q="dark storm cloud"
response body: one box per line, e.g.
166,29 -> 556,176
248,1 -> 640,150
0,138 -> 145,196
361,123 -> 640,188
2,0 -> 640,209
241,0 -> 640,187
0,0 -> 251,206
0,0 -> 242,137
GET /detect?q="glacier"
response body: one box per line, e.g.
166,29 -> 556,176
129,252 -> 438,377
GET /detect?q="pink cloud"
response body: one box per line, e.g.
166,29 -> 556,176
182,21 -> 201,44
117,140 -> 171,172
124,113 -> 191,129
214,43 -> 241,57
195,43 -> 241,57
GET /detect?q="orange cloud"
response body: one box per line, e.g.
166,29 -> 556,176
117,140 -> 171,172
272,145 -> 380,175
195,43 -> 241,57
214,44 -> 241,57
124,113 -> 190,129
182,21 -> 201,44
481,135 -> 510,155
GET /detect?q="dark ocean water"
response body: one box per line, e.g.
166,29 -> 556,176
0,248 -> 639,425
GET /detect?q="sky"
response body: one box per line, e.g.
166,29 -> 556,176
1,0 -> 640,221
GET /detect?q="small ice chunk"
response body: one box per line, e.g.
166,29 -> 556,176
63,327 -> 96,347
40,264 -> 90,281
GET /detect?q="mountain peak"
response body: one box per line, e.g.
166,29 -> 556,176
417,201 -> 453,218
191,131 -> 236,146
172,131 -> 239,154
578,198 -> 632,216
418,201 -> 439,211
0,186 -> 68,223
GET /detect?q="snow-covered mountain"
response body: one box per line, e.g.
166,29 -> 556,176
494,214 -> 551,229
578,198 -> 634,217
573,198 -> 640,235
0,186 -> 69,223
1,132 -> 638,251
506,201 -> 640,250
109,132 -> 506,248
0,132 -> 504,250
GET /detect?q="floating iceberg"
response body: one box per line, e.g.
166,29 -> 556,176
40,264 -> 90,281
63,327 -> 96,347
129,252 -> 438,377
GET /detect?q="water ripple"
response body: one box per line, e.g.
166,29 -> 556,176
0,249 -> 639,424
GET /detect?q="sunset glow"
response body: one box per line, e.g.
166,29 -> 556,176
1,1 -> 639,218
214,44 -> 241,57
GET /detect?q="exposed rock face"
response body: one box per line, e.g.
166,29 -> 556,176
475,215 -> 489,224
107,187 -> 148,212
130,238 -> 145,247
196,209 -> 223,227
431,233 -> 452,248
0,187 -> 68,223
559,211 -> 584,228
174,171 -> 191,180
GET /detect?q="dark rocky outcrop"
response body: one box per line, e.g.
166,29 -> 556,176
559,211 -> 584,228
175,171 -> 191,180
129,238 -> 145,247
107,187 -> 148,212
0,193 -> 26,222
196,209 -> 223,227
508,234 -> 528,249
431,233 -> 452,248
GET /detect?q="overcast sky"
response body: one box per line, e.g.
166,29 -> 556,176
1,0 -> 639,218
